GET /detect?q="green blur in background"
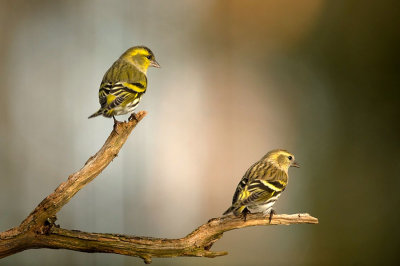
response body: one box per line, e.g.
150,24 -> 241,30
0,0 -> 399,265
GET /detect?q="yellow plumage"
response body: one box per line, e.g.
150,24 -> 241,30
89,46 -> 160,119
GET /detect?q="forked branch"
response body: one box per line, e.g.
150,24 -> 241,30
0,111 -> 318,264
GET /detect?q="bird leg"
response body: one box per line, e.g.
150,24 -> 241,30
241,208 -> 250,222
128,112 -> 139,122
268,209 -> 276,223
112,116 -> 121,132
113,115 -> 120,124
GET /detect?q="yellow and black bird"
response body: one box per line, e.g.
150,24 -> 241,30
89,46 -> 160,120
223,149 -> 299,220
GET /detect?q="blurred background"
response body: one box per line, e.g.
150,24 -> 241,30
1,0 -> 399,265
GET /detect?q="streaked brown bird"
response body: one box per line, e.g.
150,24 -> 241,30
223,149 -> 299,220
89,46 -> 160,120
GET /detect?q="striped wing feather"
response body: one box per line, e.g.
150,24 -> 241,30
225,160 -> 288,215
97,81 -> 146,117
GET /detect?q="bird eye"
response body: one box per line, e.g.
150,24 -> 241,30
288,156 -> 293,160
146,55 -> 152,60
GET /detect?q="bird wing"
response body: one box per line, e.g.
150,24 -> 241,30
232,180 -> 275,208
231,161 -> 287,209
243,179 -> 285,206
98,81 -> 145,109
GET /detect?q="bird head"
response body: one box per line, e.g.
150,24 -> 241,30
262,149 -> 300,172
120,46 -> 160,73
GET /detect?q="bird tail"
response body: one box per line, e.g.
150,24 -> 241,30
88,109 -> 103,119
223,205 -> 247,216
223,206 -> 235,216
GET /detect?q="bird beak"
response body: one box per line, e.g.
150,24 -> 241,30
150,59 -> 160,68
291,161 -> 300,168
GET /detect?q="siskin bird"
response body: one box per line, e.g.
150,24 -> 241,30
89,45 -> 160,120
223,149 -> 299,220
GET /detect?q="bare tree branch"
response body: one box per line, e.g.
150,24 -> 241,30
0,111 -> 318,264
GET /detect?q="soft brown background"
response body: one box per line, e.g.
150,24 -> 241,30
1,0 -> 399,265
